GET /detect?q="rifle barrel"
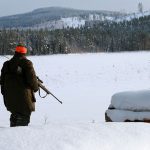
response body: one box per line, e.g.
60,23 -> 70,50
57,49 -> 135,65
38,81 -> 63,104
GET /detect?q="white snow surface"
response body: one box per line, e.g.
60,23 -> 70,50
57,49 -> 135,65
1,122 -> 150,150
1,52 -> 150,149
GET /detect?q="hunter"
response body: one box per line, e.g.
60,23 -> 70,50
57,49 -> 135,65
1,44 -> 39,127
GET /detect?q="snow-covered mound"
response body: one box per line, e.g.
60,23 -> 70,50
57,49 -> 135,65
110,90 -> 150,111
1,122 -> 150,150
106,109 -> 150,122
106,89 -> 150,122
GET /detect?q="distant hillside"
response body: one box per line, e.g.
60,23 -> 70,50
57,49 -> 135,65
0,7 -> 124,29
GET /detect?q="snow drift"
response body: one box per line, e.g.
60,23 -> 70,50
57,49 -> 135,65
1,122 -> 150,150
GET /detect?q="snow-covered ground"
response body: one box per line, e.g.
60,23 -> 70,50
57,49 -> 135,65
61,17 -> 85,28
1,122 -> 150,150
1,51 -> 150,149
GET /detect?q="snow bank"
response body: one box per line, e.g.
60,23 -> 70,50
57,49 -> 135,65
1,122 -> 150,150
110,90 -> 150,111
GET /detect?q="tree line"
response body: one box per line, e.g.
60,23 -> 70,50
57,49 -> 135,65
0,15 -> 150,55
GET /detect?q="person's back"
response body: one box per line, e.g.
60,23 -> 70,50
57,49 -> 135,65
1,44 -> 39,127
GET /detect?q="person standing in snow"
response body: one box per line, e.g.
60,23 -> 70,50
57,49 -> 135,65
1,44 -> 39,127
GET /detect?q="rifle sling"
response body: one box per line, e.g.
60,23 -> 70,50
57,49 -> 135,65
38,88 -> 48,98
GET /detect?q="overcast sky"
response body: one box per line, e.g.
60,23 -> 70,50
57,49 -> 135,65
0,0 -> 150,17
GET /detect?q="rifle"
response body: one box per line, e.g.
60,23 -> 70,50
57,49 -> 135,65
37,76 -> 62,104
0,76 -> 62,104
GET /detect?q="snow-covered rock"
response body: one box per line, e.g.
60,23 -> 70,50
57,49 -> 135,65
106,89 -> 150,122
106,109 -> 150,122
111,90 -> 150,111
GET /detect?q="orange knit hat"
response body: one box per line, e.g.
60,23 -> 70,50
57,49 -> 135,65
15,45 -> 27,54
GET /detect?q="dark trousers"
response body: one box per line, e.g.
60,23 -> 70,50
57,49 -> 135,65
10,113 -> 31,127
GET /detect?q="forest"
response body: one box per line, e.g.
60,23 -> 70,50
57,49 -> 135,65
0,14 -> 150,55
